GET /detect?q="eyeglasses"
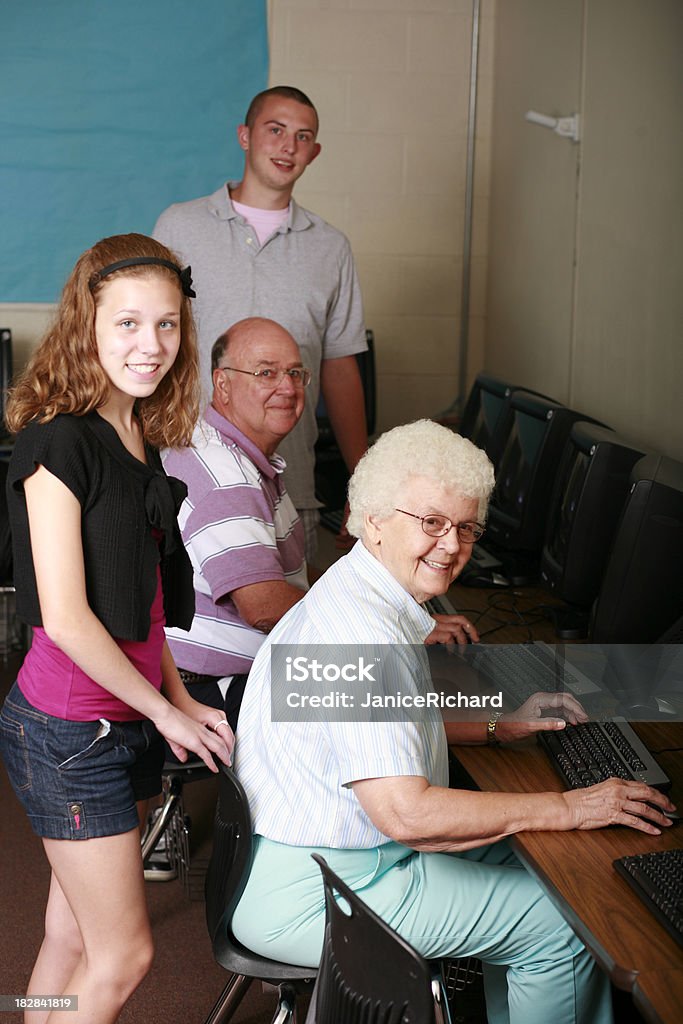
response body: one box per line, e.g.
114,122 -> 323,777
394,509 -> 485,544
219,365 -> 312,388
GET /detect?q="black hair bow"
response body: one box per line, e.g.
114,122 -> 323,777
179,265 -> 196,298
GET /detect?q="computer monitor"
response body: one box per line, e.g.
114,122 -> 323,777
315,329 -> 375,448
540,422 -> 648,610
315,329 -> 376,514
594,642 -> 683,719
459,373 -> 557,473
459,373 -> 516,469
357,329 -> 376,438
659,613 -> 683,644
590,454 -> 683,644
0,328 -> 13,436
485,391 -> 601,555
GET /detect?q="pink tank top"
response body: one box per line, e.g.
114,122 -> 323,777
17,565 -> 166,721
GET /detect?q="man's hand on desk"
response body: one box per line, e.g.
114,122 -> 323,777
496,692 -> 588,743
561,779 -> 677,835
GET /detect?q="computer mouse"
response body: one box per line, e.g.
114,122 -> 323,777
645,803 -> 681,822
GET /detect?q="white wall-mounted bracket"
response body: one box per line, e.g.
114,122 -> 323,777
525,110 -> 580,142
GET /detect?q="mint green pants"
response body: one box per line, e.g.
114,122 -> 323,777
232,836 -> 613,1024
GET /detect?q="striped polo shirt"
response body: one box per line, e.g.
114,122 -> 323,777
162,406 -> 307,676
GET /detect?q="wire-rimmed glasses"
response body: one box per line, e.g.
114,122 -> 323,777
394,509 -> 485,544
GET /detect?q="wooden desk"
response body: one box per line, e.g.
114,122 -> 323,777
634,970 -> 683,1024
449,579 -> 569,644
451,724 -> 683,1023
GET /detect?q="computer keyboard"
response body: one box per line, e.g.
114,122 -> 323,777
468,544 -> 503,570
464,642 -> 602,708
538,719 -> 671,791
613,848 -> 683,949
424,593 -> 458,617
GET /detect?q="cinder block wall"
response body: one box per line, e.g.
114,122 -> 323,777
267,0 -> 495,433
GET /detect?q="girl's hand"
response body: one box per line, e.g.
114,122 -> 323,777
182,695 -> 235,760
153,702 -> 233,771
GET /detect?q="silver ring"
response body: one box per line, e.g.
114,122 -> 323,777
212,719 -> 230,732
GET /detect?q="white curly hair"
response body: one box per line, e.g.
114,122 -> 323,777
346,419 -> 495,539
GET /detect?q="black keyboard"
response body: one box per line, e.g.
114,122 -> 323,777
613,849 -> 683,949
538,720 -> 670,791
463,643 -> 601,708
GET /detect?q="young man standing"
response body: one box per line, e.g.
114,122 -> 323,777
154,87 -> 368,559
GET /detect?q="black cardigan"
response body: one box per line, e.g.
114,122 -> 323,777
8,412 -> 194,641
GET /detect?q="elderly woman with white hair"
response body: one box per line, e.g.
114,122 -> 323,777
231,420 -> 673,1024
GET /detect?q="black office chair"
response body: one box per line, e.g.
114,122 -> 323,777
306,854 -> 452,1024
202,764 -> 316,1024
0,458 -> 29,661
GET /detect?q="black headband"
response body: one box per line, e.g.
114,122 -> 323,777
89,257 -> 196,298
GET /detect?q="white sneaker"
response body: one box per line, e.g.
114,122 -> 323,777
143,808 -> 177,882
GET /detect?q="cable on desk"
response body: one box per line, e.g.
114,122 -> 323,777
484,593 -> 538,642
460,591 -> 559,643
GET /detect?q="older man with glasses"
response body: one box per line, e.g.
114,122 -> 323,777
162,316 -> 310,731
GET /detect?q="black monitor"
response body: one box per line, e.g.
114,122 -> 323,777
659,613 -> 683,644
315,329 -> 376,448
459,373 -> 557,473
485,391 -> 601,555
357,329 -> 376,438
590,454 -> 683,643
594,642 -> 683,719
315,329 -> 376,514
459,373 -> 515,468
0,328 -> 12,437
540,422 -> 648,610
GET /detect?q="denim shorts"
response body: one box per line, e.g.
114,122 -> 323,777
0,682 -> 164,840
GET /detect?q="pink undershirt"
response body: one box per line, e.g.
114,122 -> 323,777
231,198 -> 289,246
17,564 -> 166,722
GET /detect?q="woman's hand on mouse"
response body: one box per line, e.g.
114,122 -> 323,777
561,778 -> 676,834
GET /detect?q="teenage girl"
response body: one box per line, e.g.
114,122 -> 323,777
0,234 -> 234,1023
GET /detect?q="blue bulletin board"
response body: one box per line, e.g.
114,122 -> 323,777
0,0 -> 268,301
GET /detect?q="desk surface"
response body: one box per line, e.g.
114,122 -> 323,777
447,581 -> 683,1020
449,578 -> 568,644
633,969 -> 683,1024
452,724 -> 683,1024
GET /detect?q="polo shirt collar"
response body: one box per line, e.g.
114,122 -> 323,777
209,182 -> 312,233
202,404 -> 286,480
348,540 -> 436,643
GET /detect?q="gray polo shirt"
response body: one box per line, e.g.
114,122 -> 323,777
153,183 -> 366,508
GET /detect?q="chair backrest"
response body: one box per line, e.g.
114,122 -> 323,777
0,460 -> 13,584
311,853 -> 435,1024
204,763 -> 253,944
